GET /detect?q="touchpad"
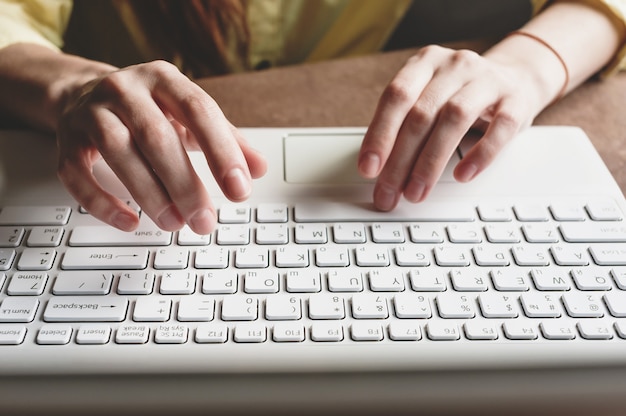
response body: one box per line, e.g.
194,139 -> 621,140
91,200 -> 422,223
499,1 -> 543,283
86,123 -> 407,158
283,133 -> 459,184
284,133 -> 370,184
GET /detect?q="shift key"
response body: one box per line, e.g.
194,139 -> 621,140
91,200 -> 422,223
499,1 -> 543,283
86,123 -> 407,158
44,296 -> 128,322
69,225 -> 172,246
62,247 -> 149,270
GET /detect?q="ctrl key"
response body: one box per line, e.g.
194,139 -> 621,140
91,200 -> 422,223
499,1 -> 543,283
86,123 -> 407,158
0,325 -> 27,345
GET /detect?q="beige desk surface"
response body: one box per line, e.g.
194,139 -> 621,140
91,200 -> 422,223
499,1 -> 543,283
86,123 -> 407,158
199,48 -> 626,195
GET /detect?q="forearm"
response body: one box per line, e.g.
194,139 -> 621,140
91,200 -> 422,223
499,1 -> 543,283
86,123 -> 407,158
0,43 -> 117,132
484,1 -> 624,110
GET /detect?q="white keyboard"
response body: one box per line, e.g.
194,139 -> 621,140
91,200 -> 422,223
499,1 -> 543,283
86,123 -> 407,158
1,197 -> 625,347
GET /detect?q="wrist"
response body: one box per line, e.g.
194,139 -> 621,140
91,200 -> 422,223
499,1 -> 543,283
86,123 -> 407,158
483,32 -> 569,111
506,30 -> 569,104
0,43 -> 118,132
48,56 -> 117,130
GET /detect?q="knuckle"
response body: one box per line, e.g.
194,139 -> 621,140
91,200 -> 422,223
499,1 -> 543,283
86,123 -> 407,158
381,81 -> 413,107
415,150 -> 444,182
381,164 -> 408,186
420,151 -> 439,172
133,121 -> 173,150
177,179 -> 207,204
406,101 -> 436,126
142,60 -> 179,78
377,174 -> 405,197
179,92 -> 219,118
416,44 -> 445,59
95,72 -> 127,99
377,159 -> 410,189
450,49 -> 481,67
495,109 -> 521,130
123,60 -> 182,89
441,99 -> 472,125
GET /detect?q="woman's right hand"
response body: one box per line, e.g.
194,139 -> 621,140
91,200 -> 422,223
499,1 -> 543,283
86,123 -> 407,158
56,60 -> 267,234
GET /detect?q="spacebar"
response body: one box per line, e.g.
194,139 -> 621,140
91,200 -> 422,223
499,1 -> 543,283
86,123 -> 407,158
294,201 -> 475,222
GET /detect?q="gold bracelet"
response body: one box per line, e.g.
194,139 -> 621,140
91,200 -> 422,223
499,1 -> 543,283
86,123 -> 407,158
506,30 -> 570,104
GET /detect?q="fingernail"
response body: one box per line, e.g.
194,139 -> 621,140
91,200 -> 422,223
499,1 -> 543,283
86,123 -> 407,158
224,168 -> 251,200
112,211 -> 138,231
189,209 -> 216,235
359,152 -> 381,178
456,163 -> 478,182
374,184 -> 398,211
157,205 -> 184,231
405,179 -> 426,203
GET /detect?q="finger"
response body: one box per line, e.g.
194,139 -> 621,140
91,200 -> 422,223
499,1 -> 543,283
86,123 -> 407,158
84,107 -> 189,232
56,134 -> 140,232
147,62 -> 253,202
359,46 -> 447,179
372,58 -> 473,210
173,121 -> 267,179
404,78 -> 503,203
110,87 -> 217,234
454,97 -> 524,183
60,162 -> 140,231
229,125 -> 268,179
170,119 -> 200,151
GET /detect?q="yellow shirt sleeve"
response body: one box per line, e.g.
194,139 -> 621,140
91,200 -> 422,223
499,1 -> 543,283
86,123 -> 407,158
302,0 -> 412,62
531,0 -> 626,75
245,0 -> 413,68
0,0 -> 72,51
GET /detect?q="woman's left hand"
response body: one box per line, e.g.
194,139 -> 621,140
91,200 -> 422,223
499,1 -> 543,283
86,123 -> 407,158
358,44 -> 547,211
